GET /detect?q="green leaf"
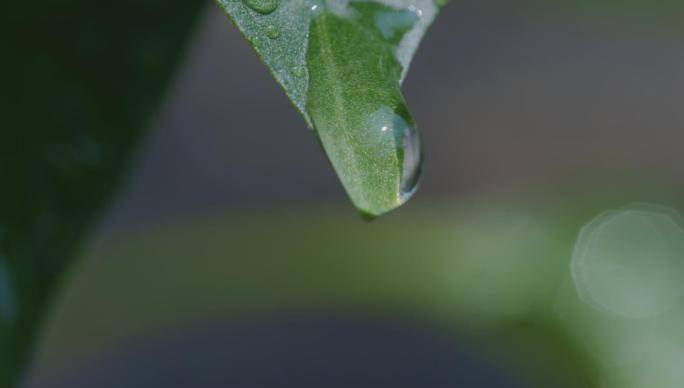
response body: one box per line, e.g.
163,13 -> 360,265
215,0 -> 446,217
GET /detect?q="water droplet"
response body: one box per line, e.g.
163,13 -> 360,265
374,9 -> 419,45
252,36 -> 263,48
291,65 -> 306,78
307,0 -> 324,17
265,24 -> 280,39
242,0 -> 279,14
365,106 -> 422,204
399,118 -> 422,202
408,5 -> 423,18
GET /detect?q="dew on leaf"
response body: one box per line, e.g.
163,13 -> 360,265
242,0 -> 279,14
408,5 -> 423,17
252,36 -> 264,48
307,0 -> 324,17
265,24 -> 280,39
291,65 -> 306,78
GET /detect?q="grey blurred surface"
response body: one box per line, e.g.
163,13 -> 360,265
28,316 -> 521,388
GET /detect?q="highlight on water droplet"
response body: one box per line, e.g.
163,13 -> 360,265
242,0 -> 279,14
408,4 -> 423,18
265,24 -> 280,39
307,0 -> 324,17
398,118 -> 422,202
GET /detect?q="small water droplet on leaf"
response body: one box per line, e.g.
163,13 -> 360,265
365,105 -> 422,204
242,0 -> 279,14
408,5 -> 423,18
291,65 -> 306,78
307,0 -> 324,17
265,24 -> 280,39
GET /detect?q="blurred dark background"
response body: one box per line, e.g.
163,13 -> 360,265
14,1 -> 684,387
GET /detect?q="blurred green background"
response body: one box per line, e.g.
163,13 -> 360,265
4,0 -> 684,387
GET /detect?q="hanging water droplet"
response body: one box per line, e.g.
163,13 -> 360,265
242,0 -> 279,14
291,65 -> 306,78
364,106 -> 422,204
408,5 -> 423,18
265,24 -> 280,39
399,119 -> 422,202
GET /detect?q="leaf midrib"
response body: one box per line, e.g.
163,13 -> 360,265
313,14 -> 369,208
